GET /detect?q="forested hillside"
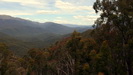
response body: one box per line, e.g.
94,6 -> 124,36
0,0 -> 133,75
0,15 -> 91,56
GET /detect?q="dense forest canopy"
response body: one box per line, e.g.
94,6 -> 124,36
0,0 -> 133,75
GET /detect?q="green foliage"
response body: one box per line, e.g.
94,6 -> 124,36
93,0 -> 133,75
0,0 -> 133,75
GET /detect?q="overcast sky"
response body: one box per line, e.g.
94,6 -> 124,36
0,0 -> 100,25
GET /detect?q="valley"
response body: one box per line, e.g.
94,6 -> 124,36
0,15 -> 91,56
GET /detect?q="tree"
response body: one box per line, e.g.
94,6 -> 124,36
67,31 -> 99,75
93,0 -> 133,75
67,31 -> 82,75
0,43 -> 13,75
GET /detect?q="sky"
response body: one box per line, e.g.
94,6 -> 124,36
0,0 -> 100,25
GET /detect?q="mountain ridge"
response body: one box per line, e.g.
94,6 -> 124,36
0,15 -> 92,55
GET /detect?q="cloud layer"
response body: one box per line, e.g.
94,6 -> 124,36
0,0 -> 98,25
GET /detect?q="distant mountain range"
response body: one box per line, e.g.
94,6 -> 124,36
62,24 -> 92,28
0,15 -> 92,55
0,15 -> 91,37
